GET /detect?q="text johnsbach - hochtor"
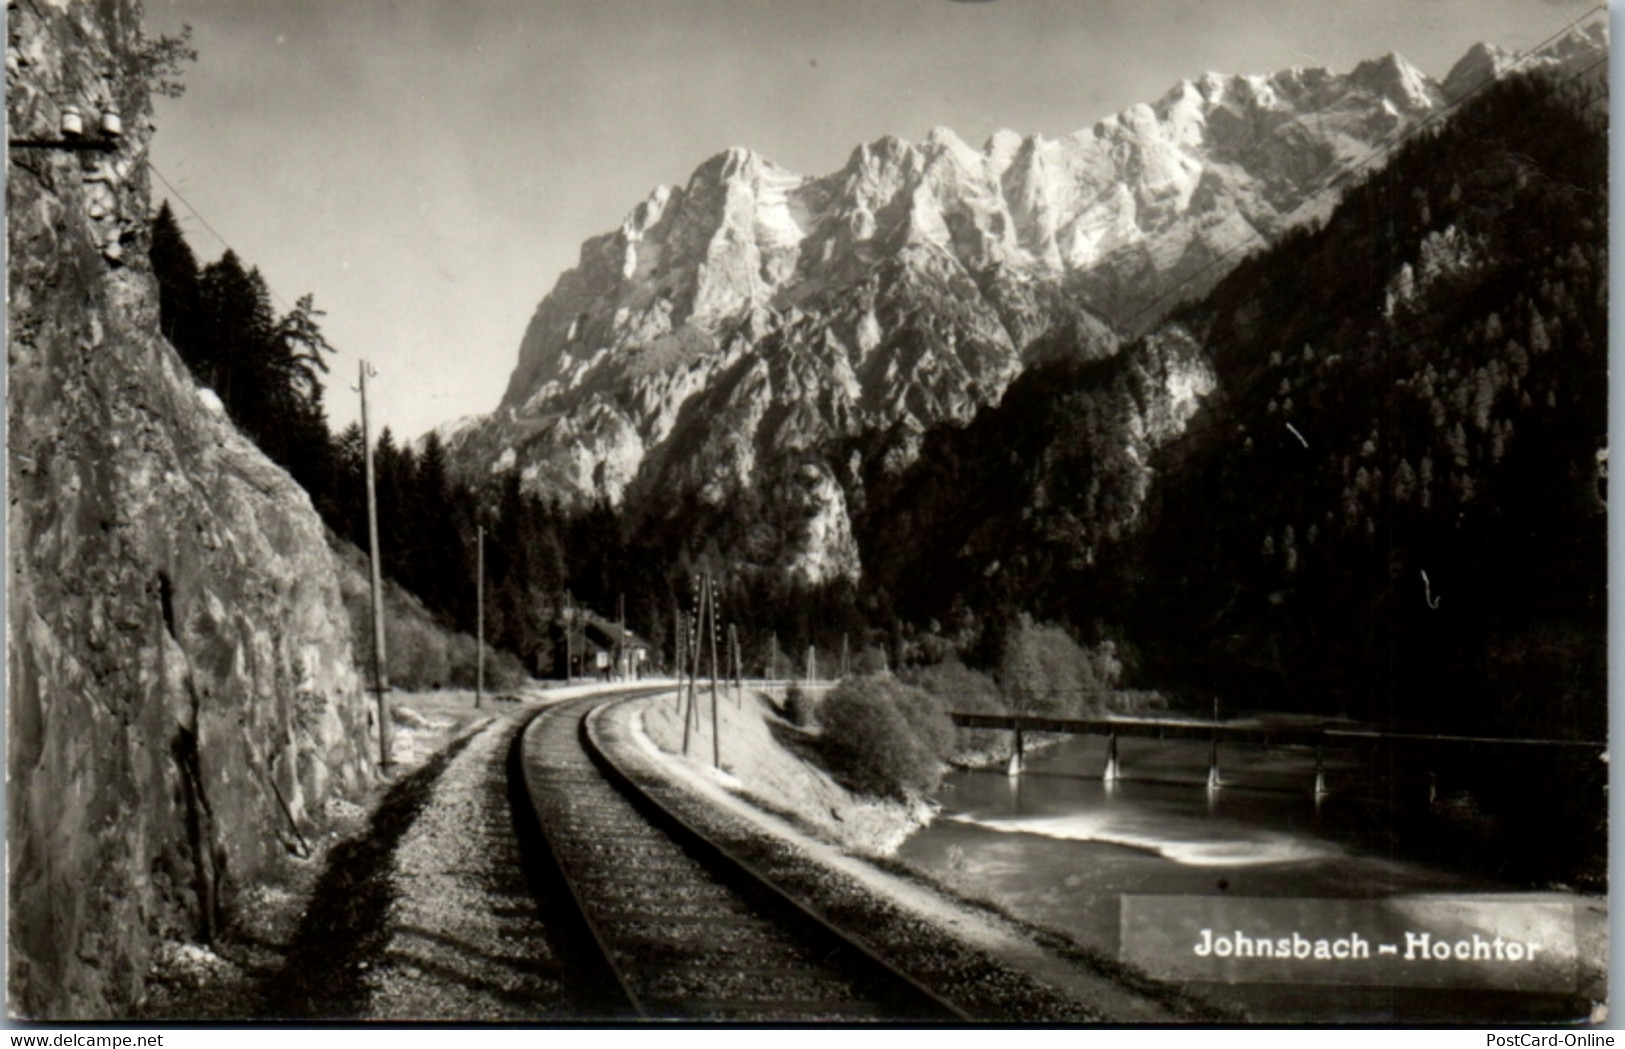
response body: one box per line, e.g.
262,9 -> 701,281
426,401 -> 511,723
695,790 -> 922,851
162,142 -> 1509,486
1193,928 -> 1546,963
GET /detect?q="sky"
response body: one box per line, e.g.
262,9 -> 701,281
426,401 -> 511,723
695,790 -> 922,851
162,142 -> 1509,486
142,0 -> 1604,440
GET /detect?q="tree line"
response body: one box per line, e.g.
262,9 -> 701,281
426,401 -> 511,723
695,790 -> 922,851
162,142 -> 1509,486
145,61 -> 1605,738
853,64 -> 1607,741
148,207 -> 872,676
148,204 -> 678,674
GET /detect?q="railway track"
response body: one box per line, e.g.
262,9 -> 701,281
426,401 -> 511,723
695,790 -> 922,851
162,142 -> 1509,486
514,690 -> 970,1022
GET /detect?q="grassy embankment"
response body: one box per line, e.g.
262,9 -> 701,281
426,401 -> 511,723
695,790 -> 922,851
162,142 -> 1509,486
641,684 -> 936,855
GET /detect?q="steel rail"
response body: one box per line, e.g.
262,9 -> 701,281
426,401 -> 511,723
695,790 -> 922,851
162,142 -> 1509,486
580,694 -> 972,1021
511,691 -> 665,1018
515,688 -> 969,1021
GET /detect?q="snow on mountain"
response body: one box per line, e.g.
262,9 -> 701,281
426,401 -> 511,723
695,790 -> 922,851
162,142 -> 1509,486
1442,20 -> 1606,100
448,25 -> 1606,585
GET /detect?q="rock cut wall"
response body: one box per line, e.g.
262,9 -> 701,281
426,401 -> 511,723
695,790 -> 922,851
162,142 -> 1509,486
7,0 -> 376,1018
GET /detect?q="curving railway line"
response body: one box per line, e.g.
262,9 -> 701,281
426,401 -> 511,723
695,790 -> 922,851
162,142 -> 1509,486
512,689 -> 971,1022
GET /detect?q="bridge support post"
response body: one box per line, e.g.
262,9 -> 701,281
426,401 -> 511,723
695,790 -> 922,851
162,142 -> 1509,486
1103,732 -> 1119,783
1007,727 -> 1025,778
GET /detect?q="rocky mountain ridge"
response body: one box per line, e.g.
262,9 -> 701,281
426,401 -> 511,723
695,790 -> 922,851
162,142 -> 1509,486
449,25 -> 1605,584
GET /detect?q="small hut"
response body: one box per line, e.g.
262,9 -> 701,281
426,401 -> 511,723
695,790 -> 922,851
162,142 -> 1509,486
557,609 -> 651,681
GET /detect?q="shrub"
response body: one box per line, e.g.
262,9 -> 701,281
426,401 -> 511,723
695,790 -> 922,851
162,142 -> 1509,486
785,681 -> 817,728
888,680 -> 957,760
818,675 -> 943,800
901,658 -> 1005,755
996,615 -> 1121,718
853,646 -> 890,675
344,576 -> 528,693
444,632 -> 528,691
901,658 -> 1004,714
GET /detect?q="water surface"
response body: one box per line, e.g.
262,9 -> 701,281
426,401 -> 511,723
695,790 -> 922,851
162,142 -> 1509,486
898,733 -> 1594,1021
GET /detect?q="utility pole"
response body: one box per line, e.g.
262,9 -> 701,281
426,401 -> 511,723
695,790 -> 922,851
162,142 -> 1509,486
475,523 -> 484,709
707,573 -> 721,769
358,360 -> 391,771
769,630 -> 778,681
683,588 -> 704,757
617,592 -> 626,682
807,645 -> 816,685
728,622 -> 741,703
689,580 -> 703,736
673,600 -> 685,696
564,591 -> 573,683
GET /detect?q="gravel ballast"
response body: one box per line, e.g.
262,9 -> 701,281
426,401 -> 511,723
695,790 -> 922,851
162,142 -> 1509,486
595,693 -> 1235,1023
269,712 -> 601,1020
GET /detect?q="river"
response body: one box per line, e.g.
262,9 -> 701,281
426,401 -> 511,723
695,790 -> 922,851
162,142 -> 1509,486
897,732 -> 1604,1022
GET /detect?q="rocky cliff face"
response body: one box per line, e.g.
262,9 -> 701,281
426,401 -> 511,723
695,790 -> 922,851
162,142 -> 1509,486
7,1 -> 376,1018
453,28 -> 1605,586
449,41 -> 1517,583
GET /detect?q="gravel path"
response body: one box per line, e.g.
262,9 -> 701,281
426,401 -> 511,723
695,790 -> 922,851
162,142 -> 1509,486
364,714 -> 577,1019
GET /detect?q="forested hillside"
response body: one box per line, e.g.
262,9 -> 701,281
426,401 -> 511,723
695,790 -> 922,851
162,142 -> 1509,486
860,63 -> 1606,739
1147,64 -> 1606,736
144,58 -> 1607,732
149,207 -> 673,671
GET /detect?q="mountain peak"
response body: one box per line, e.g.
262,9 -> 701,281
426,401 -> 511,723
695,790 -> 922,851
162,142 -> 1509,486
1442,20 -> 1608,101
924,124 -> 967,151
1441,41 -> 1514,100
1348,50 -> 1440,111
692,145 -> 796,186
465,29 -> 1608,580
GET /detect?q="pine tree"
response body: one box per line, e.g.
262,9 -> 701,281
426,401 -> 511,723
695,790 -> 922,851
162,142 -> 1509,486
149,202 -> 200,360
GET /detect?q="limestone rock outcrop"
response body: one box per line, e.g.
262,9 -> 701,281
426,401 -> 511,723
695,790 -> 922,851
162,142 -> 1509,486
7,0 -> 376,1018
449,34 -> 1613,583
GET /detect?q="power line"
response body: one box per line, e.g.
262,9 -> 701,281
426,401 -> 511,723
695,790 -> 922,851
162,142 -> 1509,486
145,158 -> 297,315
1114,5 -> 1607,338
876,53 -> 1606,597
1162,56 -> 1608,454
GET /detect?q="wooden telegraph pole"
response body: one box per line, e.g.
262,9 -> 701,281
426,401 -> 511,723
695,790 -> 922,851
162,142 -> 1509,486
689,581 -> 703,736
358,360 -> 391,771
683,584 -> 705,756
707,573 -> 722,769
728,622 -> 742,704
475,524 -> 484,709
617,593 -> 626,682
564,591 -> 573,683
673,601 -> 685,707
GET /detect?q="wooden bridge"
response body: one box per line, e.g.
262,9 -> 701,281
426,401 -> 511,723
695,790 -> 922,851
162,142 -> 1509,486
948,711 -> 1607,797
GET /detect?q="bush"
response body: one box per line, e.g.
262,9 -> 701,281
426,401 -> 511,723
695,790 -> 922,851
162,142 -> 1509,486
901,658 -> 1005,755
344,578 -> 528,693
444,632 -> 528,691
901,658 -> 1004,714
853,646 -> 890,675
996,615 -> 1121,718
889,681 -> 957,760
818,675 -> 944,799
785,682 -> 817,728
